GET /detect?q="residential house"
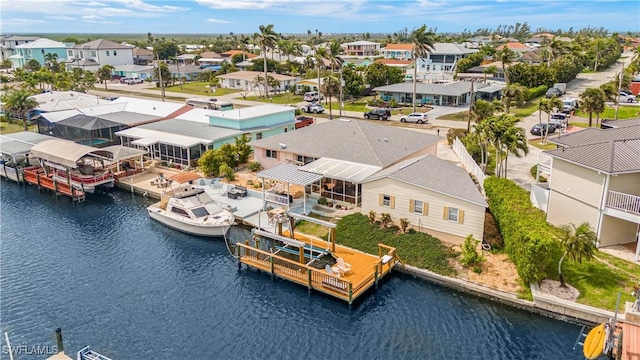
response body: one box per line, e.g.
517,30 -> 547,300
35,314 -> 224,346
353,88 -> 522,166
361,155 -> 487,244
67,39 -> 134,71
466,61 -> 508,81
171,65 -> 208,81
112,64 -> 154,80
29,91 -> 111,115
220,50 -> 257,62
133,47 -> 154,65
496,42 -> 531,54
10,38 -> 70,69
373,81 -> 491,106
116,104 -> 296,168
1,35 -> 39,62
197,51 -> 225,69
381,43 -> 476,73
216,71 -> 297,93
521,50 -> 543,65
341,41 -> 381,57
380,43 -> 413,61
531,123 -> 640,261
375,59 -> 413,72
250,119 -> 441,206
293,78 -> 323,94
176,54 -> 196,65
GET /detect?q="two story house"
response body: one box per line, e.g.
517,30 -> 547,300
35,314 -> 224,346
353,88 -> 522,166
531,120 -> 640,262
67,39 -> 134,71
10,38 -> 69,69
1,35 -> 39,62
381,43 -> 476,73
341,41 -> 381,57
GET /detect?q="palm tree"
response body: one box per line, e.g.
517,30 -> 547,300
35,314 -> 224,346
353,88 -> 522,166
409,24 -> 435,112
44,53 -> 58,70
495,47 -> 516,85
253,24 -> 278,98
328,40 -> 344,73
557,223 -> 597,287
502,84 -> 526,113
2,89 -> 38,131
579,88 -> 606,127
501,125 -> 529,178
239,35 -> 250,62
483,65 -> 498,83
97,65 -> 115,90
315,47 -> 328,102
321,75 -> 341,119
539,97 -> 562,144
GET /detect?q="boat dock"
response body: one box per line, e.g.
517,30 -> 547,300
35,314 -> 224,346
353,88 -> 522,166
23,166 -> 86,202
235,213 -> 399,306
618,322 -> 640,360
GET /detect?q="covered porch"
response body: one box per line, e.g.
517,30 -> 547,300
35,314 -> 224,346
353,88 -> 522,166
256,163 -> 324,215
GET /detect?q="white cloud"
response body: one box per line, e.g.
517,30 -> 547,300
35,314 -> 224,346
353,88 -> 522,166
112,0 -> 188,12
47,15 -> 77,21
196,0 -> 278,10
1,18 -> 46,27
207,18 -> 233,24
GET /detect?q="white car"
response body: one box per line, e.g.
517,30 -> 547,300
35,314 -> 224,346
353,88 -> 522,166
400,112 -> 428,124
124,78 -> 144,85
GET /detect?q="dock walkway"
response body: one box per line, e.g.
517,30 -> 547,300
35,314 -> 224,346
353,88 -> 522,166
23,166 -> 86,202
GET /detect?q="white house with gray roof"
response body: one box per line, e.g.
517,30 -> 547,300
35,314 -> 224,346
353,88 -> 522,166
373,81 -> 489,106
532,124 -> 640,261
361,155 -> 487,244
250,119 -> 442,206
67,39 -> 134,71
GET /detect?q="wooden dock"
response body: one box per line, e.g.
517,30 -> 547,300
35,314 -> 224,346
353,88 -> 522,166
236,229 -> 398,306
23,166 -> 86,202
618,322 -> 640,360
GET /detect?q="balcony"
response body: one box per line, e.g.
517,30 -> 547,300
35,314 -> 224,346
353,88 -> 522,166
606,191 -> 640,215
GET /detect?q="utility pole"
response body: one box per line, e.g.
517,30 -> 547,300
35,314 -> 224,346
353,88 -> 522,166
467,80 -> 475,131
614,62 -> 624,121
339,67 -> 344,117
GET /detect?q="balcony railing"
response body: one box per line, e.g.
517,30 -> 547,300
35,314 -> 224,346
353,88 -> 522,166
607,191 -> 640,215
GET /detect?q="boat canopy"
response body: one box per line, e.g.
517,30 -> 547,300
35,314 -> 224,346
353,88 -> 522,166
29,139 -> 111,168
169,172 -> 203,184
100,145 -> 147,161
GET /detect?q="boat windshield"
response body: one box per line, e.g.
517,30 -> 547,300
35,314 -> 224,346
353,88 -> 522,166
191,207 -> 210,218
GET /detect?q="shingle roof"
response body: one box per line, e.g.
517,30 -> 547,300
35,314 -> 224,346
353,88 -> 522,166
373,81 -> 489,97
15,38 -> 66,49
550,125 -> 640,147
545,138 -> 640,174
430,43 -> 476,55
75,39 -> 132,50
364,155 -> 487,206
249,119 -> 441,168
601,118 -> 640,128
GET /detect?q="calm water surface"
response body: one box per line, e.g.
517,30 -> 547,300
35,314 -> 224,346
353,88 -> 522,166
0,183 -> 585,360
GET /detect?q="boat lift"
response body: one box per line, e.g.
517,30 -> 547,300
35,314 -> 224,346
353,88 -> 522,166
573,292 -> 623,360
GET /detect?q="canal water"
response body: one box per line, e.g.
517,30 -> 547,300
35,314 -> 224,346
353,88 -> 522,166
1,183 -> 586,360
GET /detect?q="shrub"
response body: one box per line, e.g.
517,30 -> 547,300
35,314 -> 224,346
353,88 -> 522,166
399,218 -> 409,233
246,179 -> 254,186
219,164 -> 235,181
529,165 -> 548,183
368,211 -> 376,223
380,213 -> 392,228
247,161 -> 262,172
317,197 -> 328,205
253,183 -> 262,189
446,128 -> 469,145
525,85 -> 547,100
484,177 -> 562,284
460,234 -> 484,267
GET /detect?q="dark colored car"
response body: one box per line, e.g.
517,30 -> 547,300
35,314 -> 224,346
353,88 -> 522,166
364,108 -> 391,120
545,87 -> 563,98
530,123 -> 556,136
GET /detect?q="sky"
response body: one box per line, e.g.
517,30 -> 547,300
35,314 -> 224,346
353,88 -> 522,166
1,0 -> 638,35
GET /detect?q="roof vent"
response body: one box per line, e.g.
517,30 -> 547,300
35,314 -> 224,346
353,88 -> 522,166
383,138 -> 388,142
279,143 -> 287,149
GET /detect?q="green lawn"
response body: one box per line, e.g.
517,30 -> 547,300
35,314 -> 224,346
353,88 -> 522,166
245,93 -> 304,104
511,96 -> 544,119
576,105 -> 640,120
437,110 -> 469,121
148,81 -> 239,96
0,122 -> 35,134
529,139 -> 557,150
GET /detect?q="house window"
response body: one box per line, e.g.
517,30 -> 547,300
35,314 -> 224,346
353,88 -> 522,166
382,194 -> 391,207
113,50 -> 117,56
67,50 -> 73,57
447,207 -> 459,222
106,51 -> 110,56
412,200 -> 423,215
255,132 -> 263,140
91,51 -> 97,58
266,150 -> 277,159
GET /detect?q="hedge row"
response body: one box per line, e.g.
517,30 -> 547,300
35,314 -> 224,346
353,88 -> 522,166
484,177 -> 561,284
525,85 -> 548,100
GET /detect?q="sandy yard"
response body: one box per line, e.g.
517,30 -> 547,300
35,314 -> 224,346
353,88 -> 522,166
450,246 -> 524,294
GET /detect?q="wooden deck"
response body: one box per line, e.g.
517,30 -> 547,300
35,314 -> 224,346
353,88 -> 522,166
23,166 -> 85,202
236,231 -> 398,306
619,322 -> 640,360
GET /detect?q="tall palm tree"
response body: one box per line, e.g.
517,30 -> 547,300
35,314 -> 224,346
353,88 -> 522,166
44,53 -> 58,71
328,41 -> 344,73
254,24 -> 278,98
315,47 -> 328,102
483,65 -> 498,83
2,89 -> 38,131
321,75 -> 340,118
557,222 -> 597,287
495,47 -> 516,85
501,125 -> 529,178
97,65 -> 115,90
409,25 -> 435,112
579,88 -> 606,127
538,97 -> 562,144
502,84 -> 526,113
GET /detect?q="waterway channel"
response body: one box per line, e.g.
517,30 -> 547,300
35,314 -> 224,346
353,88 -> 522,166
0,183 -> 586,359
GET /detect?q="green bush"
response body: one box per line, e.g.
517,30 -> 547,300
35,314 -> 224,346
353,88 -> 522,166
484,177 -> 562,284
247,161 -> 262,172
368,210 -> 376,223
335,213 -> 457,276
380,213 -> 392,228
460,234 -> 484,267
525,85 -> 547,100
446,128 -> 469,145
399,218 -> 409,233
317,197 -> 328,205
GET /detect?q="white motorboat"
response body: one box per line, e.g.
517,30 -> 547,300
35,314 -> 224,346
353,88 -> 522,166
148,185 -> 235,237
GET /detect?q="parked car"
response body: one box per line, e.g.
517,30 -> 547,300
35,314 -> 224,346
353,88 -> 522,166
364,108 -> 391,120
619,94 -> 636,103
550,113 -> 568,128
530,123 -> 556,136
303,91 -> 324,102
123,77 -> 144,85
561,97 -> 578,113
302,103 -> 324,114
545,87 -> 563,98
294,116 -> 314,129
400,112 -> 428,124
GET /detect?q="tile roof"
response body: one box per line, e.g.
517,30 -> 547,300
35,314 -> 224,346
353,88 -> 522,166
364,155 -> 487,207
221,50 -> 257,58
249,119 -> 441,168
199,51 -> 222,58
496,42 -> 530,50
383,43 -> 414,51
545,138 -> 640,174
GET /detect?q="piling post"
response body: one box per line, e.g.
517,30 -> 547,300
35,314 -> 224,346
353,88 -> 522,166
348,282 -> 353,307
236,244 -> 241,270
270,255 -> 274,279
53,179 -> 59,200
307,269 -> 312,293
374,263 -> 379,289
298,245 -> 304,264
36,172 -> 41,191
54,328 -> 64,353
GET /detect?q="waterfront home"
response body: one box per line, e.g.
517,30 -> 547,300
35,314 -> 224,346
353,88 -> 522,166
340,40 -> 381,57
250,119 -> 441,206
361,155 -> 487,244
372,81 -> 490,106
116,104 -> 297,168
30,91 -> 110,113
531,122 -> 640,261
66,39 -> 134,71
216,71 -> 297,93
10,38 -> 70,69
0,35 -> 39,63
